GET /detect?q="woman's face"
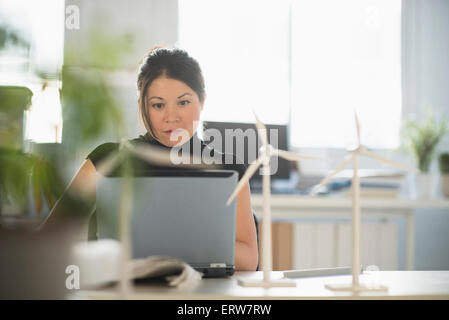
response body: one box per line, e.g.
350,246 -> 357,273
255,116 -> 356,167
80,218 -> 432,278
145,76 -> 203,147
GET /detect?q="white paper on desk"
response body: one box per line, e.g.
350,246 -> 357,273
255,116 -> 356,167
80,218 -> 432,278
71,239 -> 202,289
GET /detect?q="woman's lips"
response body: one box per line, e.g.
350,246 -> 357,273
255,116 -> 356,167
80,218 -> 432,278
164,129 -> 183,135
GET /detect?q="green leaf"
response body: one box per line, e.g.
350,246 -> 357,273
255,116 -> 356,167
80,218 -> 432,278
402,107 -> 449,172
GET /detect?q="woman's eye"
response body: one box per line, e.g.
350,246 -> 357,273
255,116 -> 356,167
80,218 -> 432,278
179,100 -> 191,106
152,103 -> 163,109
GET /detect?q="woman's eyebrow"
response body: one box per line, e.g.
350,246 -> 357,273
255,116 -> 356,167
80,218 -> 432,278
178,93 -> 193,99
148,96 -> 164,101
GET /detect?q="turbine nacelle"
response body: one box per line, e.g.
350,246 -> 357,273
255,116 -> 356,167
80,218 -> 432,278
346,144 -> 362,153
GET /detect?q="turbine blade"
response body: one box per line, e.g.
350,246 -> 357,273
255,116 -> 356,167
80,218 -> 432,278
127,142 -> 174,165
253,110 -> 268,146
276,149 -> 329,162
226,157 -> 263,206
310,155 -> 354,195
354,109 -> 361,145
96,150 -> 121,176
361,149 -> 420,173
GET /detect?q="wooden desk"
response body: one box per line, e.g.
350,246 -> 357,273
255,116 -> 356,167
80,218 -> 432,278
251,195 -> 449,270
74,271 -> 449,300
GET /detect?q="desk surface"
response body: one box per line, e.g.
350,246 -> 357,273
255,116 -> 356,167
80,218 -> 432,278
75,271 -> 449,300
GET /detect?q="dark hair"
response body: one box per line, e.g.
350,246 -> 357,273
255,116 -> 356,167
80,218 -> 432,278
137,47 -> 205,138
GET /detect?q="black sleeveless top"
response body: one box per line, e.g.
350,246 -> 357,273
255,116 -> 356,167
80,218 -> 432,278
86,132 -> 247,180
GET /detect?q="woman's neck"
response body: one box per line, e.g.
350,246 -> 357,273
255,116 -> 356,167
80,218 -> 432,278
143,131 -> 202,149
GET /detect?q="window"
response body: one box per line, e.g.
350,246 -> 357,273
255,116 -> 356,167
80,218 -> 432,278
178,0 -> 291,125
178,0 -> 402,149
291,0 -> 402,148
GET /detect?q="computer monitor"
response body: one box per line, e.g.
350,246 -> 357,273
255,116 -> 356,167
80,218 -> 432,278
203,121 -> 291,185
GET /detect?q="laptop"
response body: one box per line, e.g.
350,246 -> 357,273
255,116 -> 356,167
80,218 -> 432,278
95,169 -> 238,277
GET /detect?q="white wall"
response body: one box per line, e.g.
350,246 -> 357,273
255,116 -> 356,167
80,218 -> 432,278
65,0 -> 178,70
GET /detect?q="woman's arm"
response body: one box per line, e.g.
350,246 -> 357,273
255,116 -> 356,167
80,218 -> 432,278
234,181 -> 259,271
38,159 -> 97,239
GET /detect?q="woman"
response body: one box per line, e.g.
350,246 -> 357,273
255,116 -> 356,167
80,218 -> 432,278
43,47 -> 259,271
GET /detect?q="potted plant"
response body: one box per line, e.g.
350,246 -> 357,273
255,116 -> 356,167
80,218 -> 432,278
439,153 -> 449,198
0,25 -> 128,220
402,107 -> 448,198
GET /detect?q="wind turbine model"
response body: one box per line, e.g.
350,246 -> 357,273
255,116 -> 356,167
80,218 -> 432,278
310,111 -> 419,292
95,138 -> 211,298
226,112 -> 327,288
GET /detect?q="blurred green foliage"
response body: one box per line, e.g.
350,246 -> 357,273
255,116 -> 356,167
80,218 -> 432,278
0,25 -> 133,216
439,153 -> 449,174
61,67 -> 125,149
64,29 -> 134,70
0,147 -> 34,210
0,86 -> 32,149
0,86 -> 33,214
402,107 -> 448,173
61,29 -> 132,150
0,147 -> 64,215
0,86 -> 64,215
0,23 -> 29,51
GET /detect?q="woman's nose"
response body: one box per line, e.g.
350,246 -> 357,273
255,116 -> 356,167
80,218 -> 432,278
164,104 -> 180,122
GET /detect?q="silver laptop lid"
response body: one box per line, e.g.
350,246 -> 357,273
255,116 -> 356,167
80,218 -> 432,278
95,170 -> 238,268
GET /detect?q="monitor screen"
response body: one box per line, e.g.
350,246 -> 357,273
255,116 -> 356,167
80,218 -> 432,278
203,121 -> 291,182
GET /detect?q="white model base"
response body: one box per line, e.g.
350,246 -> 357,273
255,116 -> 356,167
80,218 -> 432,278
237,278 -> 297,288
325,283 -> 388,292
